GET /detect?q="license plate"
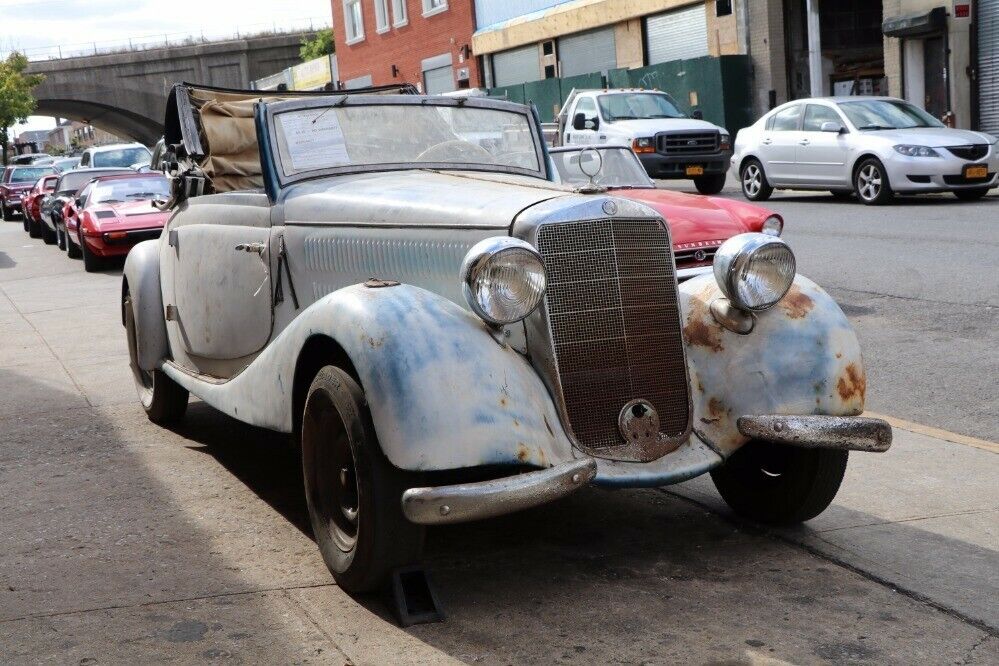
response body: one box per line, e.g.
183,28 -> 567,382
963,164 -> 988,180
686,165 -> 705,176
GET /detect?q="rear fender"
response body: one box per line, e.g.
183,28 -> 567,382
122,240 -> 167,371
680,274 -> 866,456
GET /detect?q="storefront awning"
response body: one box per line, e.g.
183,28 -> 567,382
883,6 -> 947,38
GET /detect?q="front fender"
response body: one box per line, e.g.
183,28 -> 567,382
164,283 -> 575,472
680,274 -> 866,456
122,240 -> 167,371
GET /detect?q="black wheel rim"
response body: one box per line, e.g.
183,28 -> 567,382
305,392 -> 359,553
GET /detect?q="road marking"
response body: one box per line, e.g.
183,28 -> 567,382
865,412 -> 999,454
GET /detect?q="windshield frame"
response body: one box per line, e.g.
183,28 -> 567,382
88,175 -> 171,205
262,95 -> 550,193
837,99 -> 946,131
549,146 -> 655,189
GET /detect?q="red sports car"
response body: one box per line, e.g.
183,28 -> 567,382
64,172 -> 171,272
549,145 -> 783,280
0,164 -> 55,222
21,174 -> 60,235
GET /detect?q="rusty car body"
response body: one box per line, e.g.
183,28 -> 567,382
122,83 -> 891,593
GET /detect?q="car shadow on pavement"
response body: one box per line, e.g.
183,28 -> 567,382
0,251 -> 15,269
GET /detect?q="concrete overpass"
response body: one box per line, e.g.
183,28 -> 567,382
26,32 -> 314,145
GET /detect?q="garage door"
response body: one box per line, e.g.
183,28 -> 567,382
645,4 -> 709,65
979,0 -> 999,133
492,43 -> 542,87
424,65 -> 454,95
558,26 -> 617,77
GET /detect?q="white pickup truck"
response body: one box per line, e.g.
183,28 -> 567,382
552,88 -> 733,194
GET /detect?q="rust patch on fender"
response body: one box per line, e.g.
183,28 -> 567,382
837,363 -> 867,402
683,296 -> 724,352
701,396 -> 727,424
516,443 -> 530,462
781,284 -> 815,319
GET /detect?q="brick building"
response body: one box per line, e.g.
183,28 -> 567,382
330,0 -> 481,92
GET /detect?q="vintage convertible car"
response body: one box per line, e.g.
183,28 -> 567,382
124,83 -> 892,593
549,145 -> 783,281
63,172 -> 171,271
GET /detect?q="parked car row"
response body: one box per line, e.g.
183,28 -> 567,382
5,141 -> 167,272
119,83 -> 893,596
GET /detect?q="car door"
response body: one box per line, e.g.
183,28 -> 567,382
758,104 -> 804,184
165,195 -> 274,364
796,104 -> 852,186
565,96 -> 600,146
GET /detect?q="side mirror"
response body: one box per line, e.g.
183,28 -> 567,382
587,116 -> 599,130
820,121 -> 845,133
572,112 -> 587,131
692,110 -> 704,120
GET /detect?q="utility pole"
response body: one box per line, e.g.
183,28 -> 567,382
805,0 -> 824,97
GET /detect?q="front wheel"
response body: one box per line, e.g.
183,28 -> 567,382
41,221 -> 57,245
81,237 -> 105,272
740,159 -> 774,201
694,173 -> 727,195
67,232 -> 82,259
28,218 -> 42,238
56,225 -> 67,251
124,294 -> 188,424
302,366 -> 425,593
854,158 -> 894,205
953,187 -> 990,201
710,440 -> 848,525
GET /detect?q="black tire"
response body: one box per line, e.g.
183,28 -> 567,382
830,190 -> 854,200
853,157 -> 894,205
710,440 -> 848,525
302,366 -> 425,593
740,159 -> 773,201
81,236 -> 105,271
124,294 -> 188,424
66,231 -> 82,259
22,216 -> 30,232
28,218 -> 42,238
57,225 -> 67,251
953,187 -> 990,201
41,221 -> 57,245
694,173 -> 727,195
0,203 -> 8,221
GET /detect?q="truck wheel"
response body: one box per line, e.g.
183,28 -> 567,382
953,187 -> 989,201
710,439 -> 847,525
694,173 -> 727,195
41,222 -> 57,245
302,366 -> 425,593
854,158 -> 894,205
124,294 -> 188,424
740,159 -> 773,201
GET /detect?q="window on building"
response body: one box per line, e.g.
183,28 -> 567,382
391,0 -> 407,26
373,0 -> 389,32
422,0 -> 447,17
771,105 -> 802,131
343,0 -> 364,43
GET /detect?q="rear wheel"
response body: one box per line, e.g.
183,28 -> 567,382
694,173 -> 727,195
124,294 -> 188,424
302,366 -> 425,593
854,158 -> 894,205
81,236 -> 105,272
740,159 -> 773,201
41,221 -> 57,245
710,440 -> 848,524
28,218 -> 42,238
953,187 -> 990,201
66,232 -> 82,259
56,225 -> 67,251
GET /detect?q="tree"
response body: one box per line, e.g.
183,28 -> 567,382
300,28 -> 334,62
0,52 -> 45,164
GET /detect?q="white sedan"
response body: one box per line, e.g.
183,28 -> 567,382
732,97 -> 999,205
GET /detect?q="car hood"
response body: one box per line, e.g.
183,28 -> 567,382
281,170 -> 571,229
609,188 -> 753,244
90,200 -> 169,230
603,118 -> 723,137
865,127 -> 998,147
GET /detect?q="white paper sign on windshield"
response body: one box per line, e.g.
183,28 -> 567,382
279,109 -> 351,171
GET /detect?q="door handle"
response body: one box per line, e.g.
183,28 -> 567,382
799,139 -> 810,146
762,138 -> 773,145
235,242 -> 266,254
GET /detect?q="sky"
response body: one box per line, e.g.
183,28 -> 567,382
1,0 -> 333,135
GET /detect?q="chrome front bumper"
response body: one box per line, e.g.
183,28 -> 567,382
738,415 -> 892,452
401,457 -> 597,525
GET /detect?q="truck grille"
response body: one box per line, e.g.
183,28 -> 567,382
946,145 -> 988,161
535,219 -> 691,460
658,131 -> 719,155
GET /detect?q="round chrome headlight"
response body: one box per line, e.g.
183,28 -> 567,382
713,233 -> 796,311
461,237 -> 546,325
761,214 -> 783,236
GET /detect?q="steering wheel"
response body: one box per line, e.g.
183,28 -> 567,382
417,140 -> 493,163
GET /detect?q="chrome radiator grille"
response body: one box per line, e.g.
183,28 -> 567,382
535,219 -> 691,459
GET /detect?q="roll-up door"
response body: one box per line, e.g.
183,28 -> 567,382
558,26 -> 617,77
645,4 -> 709,65
979,0 -> 999,133
492,43 -> 542,87
424,66 -> 455,94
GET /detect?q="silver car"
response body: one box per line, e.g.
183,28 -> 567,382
732,97 -> 999,204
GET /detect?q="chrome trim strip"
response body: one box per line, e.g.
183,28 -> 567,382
737,415 -> 893,452
401,458 -> 597,525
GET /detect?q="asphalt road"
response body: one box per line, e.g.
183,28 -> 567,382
657,181 -> 999,442
1,202 -> 997,664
